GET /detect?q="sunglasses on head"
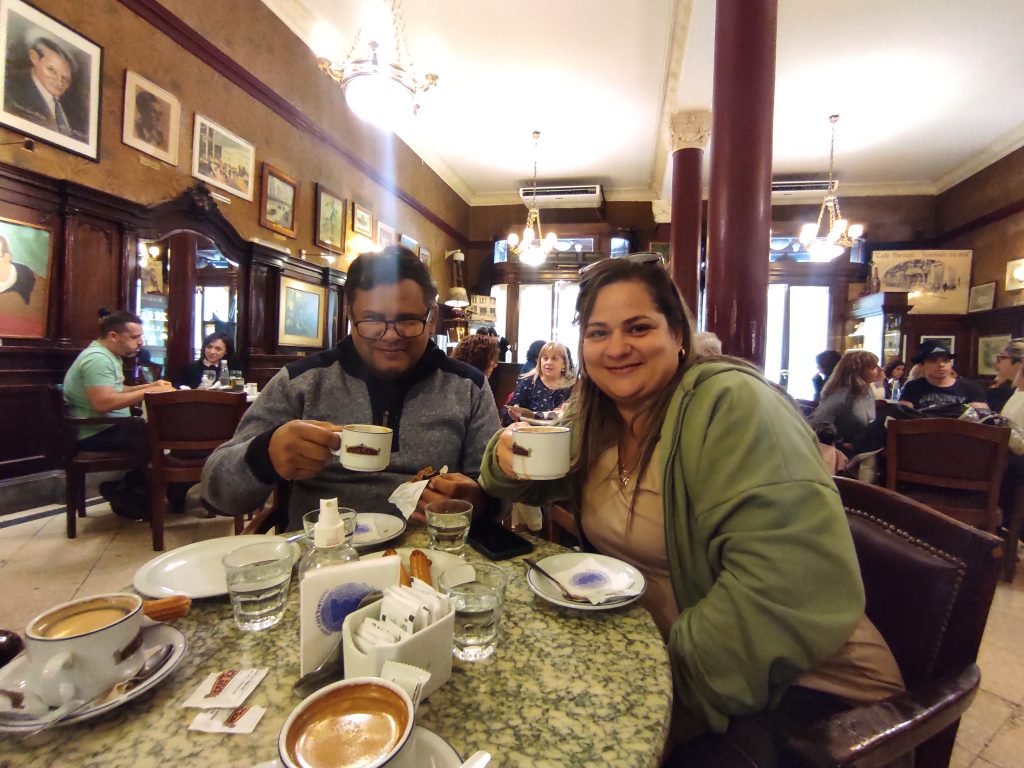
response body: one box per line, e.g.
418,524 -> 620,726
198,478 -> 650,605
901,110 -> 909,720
577,251 -> 666,281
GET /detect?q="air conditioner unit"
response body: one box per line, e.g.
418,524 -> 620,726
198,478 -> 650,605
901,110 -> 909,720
518,184 -> 603,209
771,178 -> 832,193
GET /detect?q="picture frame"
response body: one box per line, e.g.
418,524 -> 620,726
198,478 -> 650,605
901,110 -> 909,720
648,241 -> 670,261
314,184 -> 345,253
1006,258 -> 1024,291
377,221 -> 396,249
259,163 -> 299,238
968,281 -> 996,313
872,250 -> 973,314
399,233 -> 418,251
0,0 -> 102,160
919,335 -> 955,355
418,246 -> 431,265
352,201 -> 373,238
279,276 -> 325,348
978,334 -> 1011,377
121,70 -> 179,165
191,113 -> 255,201
0,216 -> 52,338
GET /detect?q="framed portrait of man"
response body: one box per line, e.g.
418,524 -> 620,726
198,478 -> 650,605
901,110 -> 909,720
0,217 -> 52,338
0,0 -> 102,160
314,183 -> 345,254
122,70 -> 179,165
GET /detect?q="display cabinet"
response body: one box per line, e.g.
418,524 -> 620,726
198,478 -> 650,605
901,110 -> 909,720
848,291 -> 911,364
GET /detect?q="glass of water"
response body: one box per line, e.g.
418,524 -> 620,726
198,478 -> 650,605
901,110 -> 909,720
438,563 -> 509,661
222,541 -> 295,631
425,500 -> 473,556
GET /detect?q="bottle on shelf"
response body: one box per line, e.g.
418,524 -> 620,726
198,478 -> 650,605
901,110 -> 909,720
219,359 -> 229,386
298,498 -> 359,579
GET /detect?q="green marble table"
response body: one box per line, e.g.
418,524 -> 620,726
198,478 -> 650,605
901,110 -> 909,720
3,530 -> 672,768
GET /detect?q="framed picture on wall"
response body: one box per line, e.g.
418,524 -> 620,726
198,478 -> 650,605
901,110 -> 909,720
259,163 -> 299,238
377,221 -> 396,249
0,216 -> 51,338
919,335 -> 955,355
0,0 -> 102,160
279,276 -> 325,347
399,233 -> 418,251
314,183 -> 345,253
978,334 -> 1011,376
419,246 -> 431,265
648,242 -> 670,261
968,281 -> 996,312
352,201 -> 373,238
1006,258 -> 1024,291
191,114 -> 254,200
121,70 -> 179,165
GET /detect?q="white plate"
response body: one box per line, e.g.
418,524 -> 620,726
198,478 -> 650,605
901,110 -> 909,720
352,512 -> 407,549
363,547 -> 465,586
133,534 -> 292,598
256,726 -> 461,768
0,623 -> 187,732
526,552 -> 647,611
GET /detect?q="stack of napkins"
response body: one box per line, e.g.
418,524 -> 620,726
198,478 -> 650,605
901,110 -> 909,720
549,557 -> 643,605
353,579 -> 450,652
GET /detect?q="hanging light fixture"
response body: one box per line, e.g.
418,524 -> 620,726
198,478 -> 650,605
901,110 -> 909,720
312,0 -> 438,129
507,131 -> 558,267
798,115 -> 864,261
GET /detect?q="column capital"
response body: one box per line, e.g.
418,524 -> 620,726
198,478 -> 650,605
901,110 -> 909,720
652,199 -> 672,224
670,110 -> 712,152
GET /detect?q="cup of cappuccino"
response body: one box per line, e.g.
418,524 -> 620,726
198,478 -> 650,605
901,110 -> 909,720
278,678 -> 415,768
24,593 -> 146,707
332,425 -> 393,472
510,425 -> 571,480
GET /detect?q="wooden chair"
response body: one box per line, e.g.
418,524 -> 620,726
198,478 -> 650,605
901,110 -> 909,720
543,502 -> 581,549
784,477 -> 1002,768
49,386 -> 148,540
144,389 -> 248,550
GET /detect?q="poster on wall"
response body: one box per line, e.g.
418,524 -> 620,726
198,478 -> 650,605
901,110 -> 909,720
0,0 -> 102,160
872,250 -> 973,314
0,217 -> 51,338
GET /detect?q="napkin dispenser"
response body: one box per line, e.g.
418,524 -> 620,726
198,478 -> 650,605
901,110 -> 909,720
342,599 -> 454,699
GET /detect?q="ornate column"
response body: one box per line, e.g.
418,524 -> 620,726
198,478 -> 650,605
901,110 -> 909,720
705,0 -> 777,365
669,110 -> 711,316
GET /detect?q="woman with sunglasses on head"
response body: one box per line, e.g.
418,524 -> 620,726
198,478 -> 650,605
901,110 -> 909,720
988,341 -> 1024,412
480,254 -> 903,766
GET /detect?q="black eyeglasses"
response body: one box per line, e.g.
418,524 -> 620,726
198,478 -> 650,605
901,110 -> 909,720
577,251 -> 665,282
352,311 -> 432,340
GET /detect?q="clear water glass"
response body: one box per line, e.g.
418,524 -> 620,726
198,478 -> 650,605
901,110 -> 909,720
425,500 -> 473,556
438,563 -> 509,661
200,369 -> 216,389
222,541 -> 294,631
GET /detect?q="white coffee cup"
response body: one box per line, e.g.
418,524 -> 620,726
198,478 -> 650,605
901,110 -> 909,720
24,593 -> 146,707
244,382 -> 258,396
510,425 -> 571,480
278,678 -> 414,768
333,425 -> 393,472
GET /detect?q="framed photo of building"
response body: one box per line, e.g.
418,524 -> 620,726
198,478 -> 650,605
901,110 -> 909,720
314,183 -> 345,254
377,221 -> 396,249
968,281 -> 996,312
259,163 -> 299,238
872,250 -> 972,314
122,70 -> 178,165
352,201 -> 373,238
279,276 -> 325,347
0,216 -> 51,337
191,114 -> 254,200
978,334 -> 1011,376
0,0 -> 102,160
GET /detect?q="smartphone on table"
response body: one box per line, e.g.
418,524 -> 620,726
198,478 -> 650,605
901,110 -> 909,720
468,518 -> 533,560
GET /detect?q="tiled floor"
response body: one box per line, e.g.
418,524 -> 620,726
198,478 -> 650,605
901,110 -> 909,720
1,500 -> 1022,765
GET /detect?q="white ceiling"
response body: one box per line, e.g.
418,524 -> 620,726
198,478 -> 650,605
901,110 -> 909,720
262,0 -> 1024,207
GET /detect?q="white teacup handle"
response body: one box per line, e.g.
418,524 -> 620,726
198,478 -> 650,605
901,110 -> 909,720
39,652 -> 79,704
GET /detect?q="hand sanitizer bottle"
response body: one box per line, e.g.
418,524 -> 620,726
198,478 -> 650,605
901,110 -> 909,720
298,498 -> 359,579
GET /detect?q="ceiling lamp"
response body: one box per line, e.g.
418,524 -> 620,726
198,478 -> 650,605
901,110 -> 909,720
507,131 -> 558,267
798,115 -> 864,262
313,0 -> 437,129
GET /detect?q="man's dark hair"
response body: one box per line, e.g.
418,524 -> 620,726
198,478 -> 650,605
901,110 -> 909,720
30,37 -> 77,74
98,309 -> 142,336
136,90 -> 159,115
344,245 -> 438,309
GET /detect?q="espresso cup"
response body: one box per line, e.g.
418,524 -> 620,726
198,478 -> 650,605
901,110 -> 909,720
333,425 -> 393,472
510,425 -> 571,480
279,678 -> 414,768
24,593 -> 146,707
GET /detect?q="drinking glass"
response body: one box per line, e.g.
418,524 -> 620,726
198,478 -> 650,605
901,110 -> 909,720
425,500 -> 473,556
200,369 -> 216,389
222,541 -> 294,631
438,563 -> 509,661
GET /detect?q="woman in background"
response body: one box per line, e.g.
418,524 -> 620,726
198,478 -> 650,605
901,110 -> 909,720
521,339 -> 546,374
503,340 -> 575,425
883,359 -> 906,400
988,341 -> 1024,412
810,350 -> 883,452
177,331 -> 237,389
811,349 -> 842,403
453,333 -> 499,378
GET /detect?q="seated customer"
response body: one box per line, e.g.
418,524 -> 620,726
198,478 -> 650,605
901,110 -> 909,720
481,256 -> 903,764
898,341 -> 987,411
504,341 -> 575,425
810,350 -> 882,452
201,246 -> 501,530
453,333 -> 499,378
177,331 -> 238,389
882,358 -> 905,400
987,340 -> 1023,412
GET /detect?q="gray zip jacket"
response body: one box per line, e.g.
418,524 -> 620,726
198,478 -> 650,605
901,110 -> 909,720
201,338 -> 501,529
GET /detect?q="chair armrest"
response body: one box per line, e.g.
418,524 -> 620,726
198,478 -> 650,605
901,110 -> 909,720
65,415 -> 145,427
783,664 -> 980,768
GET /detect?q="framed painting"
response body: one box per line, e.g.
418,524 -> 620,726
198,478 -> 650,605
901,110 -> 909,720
872,250 -> 972,314
279,276 -> 325,347
259,163 -> 299,238
191,113 -> 255,200
0,217 -> 51,338
399,233 -> 418,251
419,246 -> 431,265
0,0 -> 102,160
314,184 -> 345,253
1006,258 -> 1024,291
377,221 -> 396,249
919,335 -> 955,355
648,241 -> 670,261
968,281 -> 996,312
352,201 -> 373,238
122,70 -> 178,165
978,334 -> 1011,376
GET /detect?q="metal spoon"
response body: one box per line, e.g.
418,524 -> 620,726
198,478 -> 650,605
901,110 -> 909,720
457,750 -> 492,768
293,637 -> 344,698
523,558 -> 589,602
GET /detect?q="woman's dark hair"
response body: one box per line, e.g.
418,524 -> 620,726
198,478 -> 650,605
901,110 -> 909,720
344,245 -> 438,309
97,308 -> 142,336
815,349 -> 842,376
453,334 -> 498,374
202,331 -> 234,359
884,359 -> 905,379
523,340 -> 546,367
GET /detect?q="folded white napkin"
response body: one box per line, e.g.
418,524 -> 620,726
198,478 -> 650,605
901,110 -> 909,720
550,557 -> 642,605
387,465 -> 449,519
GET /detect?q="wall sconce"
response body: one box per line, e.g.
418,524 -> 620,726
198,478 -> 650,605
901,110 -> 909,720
0,138 -> 34,151
322,251 -> 336,267
443,249 -> 469,307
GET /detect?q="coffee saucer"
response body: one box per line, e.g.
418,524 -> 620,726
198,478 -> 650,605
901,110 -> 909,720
253,725 -> 461,768
352,512 -> 407,549
0,623 -> 187,732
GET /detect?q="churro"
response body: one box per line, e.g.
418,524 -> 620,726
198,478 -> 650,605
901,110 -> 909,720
383,548 -> 412,586
409,549 -> 433,586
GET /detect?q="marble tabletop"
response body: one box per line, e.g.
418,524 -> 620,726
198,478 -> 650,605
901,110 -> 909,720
3,530 -> 672,768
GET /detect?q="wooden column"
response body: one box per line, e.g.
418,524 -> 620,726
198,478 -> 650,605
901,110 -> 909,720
669,110 -> 711,317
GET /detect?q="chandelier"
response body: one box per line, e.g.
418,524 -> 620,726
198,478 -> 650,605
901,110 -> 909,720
798,115 -> 864,261
507,131 -> 558,267
313,0 -> 437,129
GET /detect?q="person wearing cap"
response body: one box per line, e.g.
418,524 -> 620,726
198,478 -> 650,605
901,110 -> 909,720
898,340 -> 987,411
987,340 -> 1024,412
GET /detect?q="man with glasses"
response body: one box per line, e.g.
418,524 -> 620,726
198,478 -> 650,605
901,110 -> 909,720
202,246 -> 501,530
